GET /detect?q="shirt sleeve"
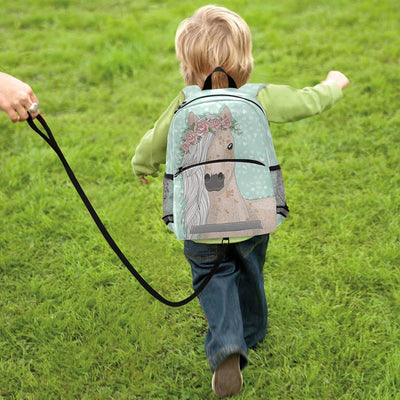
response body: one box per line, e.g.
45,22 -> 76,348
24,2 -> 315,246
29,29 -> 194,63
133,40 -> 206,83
131,91 -> 185,177
256,82 -> 343,123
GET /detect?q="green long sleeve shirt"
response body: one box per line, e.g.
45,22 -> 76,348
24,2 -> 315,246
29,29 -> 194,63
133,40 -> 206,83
131,82 -> 343,178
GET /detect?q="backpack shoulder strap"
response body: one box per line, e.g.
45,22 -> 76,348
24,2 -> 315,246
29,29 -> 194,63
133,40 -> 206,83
182,85 -> 202,100
183,83 -> 267,100
239,83 -> 268,98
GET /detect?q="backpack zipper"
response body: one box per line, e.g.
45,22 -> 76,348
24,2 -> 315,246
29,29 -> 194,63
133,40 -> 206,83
175,93 -> 266,115
175,158 -> 265,177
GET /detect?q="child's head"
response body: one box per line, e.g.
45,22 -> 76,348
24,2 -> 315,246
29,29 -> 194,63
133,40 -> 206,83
175,5 -> 253,89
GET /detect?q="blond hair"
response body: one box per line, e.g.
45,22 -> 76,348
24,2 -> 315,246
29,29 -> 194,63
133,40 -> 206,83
175,5 -> 253,88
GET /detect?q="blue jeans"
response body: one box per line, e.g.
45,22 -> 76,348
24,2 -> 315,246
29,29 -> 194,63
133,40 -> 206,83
184,234 -> 270,372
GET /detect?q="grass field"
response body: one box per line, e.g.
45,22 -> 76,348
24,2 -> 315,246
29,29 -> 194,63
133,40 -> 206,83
1,0 -> 399,399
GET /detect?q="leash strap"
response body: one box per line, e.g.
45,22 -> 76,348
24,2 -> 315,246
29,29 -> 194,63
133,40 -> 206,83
26,114 -> 222,307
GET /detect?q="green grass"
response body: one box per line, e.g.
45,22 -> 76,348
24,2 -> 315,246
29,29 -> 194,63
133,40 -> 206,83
1,0 -> 399,398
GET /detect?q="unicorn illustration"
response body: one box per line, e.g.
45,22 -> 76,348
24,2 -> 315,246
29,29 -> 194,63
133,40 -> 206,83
180,106 -> 277,240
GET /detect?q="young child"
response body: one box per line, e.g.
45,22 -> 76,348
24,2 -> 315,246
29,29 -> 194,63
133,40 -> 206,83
132,5 -> 349,398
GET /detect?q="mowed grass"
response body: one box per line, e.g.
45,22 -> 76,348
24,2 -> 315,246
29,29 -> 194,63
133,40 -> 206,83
0,0 -> 399,399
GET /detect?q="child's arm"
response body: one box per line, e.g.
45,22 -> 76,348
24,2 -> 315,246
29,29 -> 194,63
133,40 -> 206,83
131,92 -> 185,180
257,71 -> 349,123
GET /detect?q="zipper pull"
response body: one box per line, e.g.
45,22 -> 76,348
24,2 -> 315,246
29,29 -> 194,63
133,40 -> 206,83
174,167 -> 183,178
174,101 -> 188,113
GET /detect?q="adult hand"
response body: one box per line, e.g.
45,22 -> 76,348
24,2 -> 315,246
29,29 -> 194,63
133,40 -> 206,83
0,72 -> 40,122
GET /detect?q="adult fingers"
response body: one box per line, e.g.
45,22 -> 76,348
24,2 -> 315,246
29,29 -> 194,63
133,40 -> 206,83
8,107 -> 20,123
29,89 -> 39,105
14,89 -> 40,121
14,102 -> 30,121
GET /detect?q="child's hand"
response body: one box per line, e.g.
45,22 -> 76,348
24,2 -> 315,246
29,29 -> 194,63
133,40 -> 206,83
141,175 -> 148,184
322,71 -> 349,90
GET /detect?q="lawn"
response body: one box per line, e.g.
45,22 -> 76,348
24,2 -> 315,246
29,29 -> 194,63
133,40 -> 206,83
1,0 -> 399,399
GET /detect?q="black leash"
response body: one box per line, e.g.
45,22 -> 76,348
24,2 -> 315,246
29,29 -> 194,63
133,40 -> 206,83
26,114 -> 222,307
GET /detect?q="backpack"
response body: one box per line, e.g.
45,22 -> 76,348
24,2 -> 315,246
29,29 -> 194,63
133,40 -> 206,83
162,68 -> 289,241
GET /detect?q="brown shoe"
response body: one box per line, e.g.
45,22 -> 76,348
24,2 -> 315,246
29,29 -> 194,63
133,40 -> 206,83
212,354 -> 243,398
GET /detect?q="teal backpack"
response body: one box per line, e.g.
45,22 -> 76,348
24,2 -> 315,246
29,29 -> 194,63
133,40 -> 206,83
163,68 -> 289,241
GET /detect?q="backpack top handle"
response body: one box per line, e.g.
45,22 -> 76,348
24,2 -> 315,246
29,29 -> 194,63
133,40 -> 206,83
202,66 -> 238,90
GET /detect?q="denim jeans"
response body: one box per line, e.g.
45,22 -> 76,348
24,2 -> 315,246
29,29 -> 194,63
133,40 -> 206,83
184,234 -> 270,372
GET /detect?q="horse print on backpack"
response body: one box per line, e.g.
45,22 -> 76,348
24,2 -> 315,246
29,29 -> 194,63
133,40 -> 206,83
179,106 -> 276,239
163,84 -> 289,241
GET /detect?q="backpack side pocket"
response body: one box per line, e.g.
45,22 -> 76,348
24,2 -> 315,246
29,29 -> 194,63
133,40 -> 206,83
270,165 -> 289,218
162,173 -> 174,225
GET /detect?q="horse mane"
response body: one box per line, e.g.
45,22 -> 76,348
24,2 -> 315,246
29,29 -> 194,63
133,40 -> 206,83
181,129 -> 215,239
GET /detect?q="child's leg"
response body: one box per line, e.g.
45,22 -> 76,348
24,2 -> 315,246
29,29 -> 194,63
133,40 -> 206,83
184,241 -> 248,372
233,234 -> 270,349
